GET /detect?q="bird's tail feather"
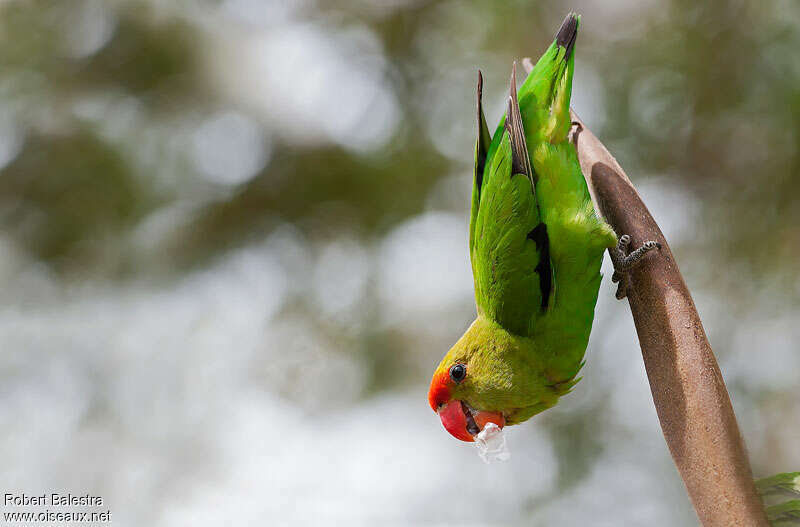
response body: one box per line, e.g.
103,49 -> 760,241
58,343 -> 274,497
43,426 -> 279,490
555,12 -> 579,61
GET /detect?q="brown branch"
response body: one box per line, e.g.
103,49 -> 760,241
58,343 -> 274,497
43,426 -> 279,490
567,111 -> 768,526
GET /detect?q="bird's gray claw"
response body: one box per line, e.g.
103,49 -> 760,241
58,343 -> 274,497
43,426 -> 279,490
610,234 -> 661,300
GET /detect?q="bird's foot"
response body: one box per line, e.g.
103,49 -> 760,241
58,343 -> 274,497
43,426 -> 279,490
610,235 -> 661,299
569,121 -> 584,146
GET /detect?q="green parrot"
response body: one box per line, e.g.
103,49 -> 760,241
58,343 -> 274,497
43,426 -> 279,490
427,13 -> 658,441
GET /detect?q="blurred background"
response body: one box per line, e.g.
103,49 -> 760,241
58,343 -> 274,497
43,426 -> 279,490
0,0 -> 797,525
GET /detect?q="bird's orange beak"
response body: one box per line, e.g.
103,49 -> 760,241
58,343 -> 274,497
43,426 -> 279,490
428,370 -> 505,442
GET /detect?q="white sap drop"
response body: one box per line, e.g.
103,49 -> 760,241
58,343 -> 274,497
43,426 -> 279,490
474,423 -> 511,464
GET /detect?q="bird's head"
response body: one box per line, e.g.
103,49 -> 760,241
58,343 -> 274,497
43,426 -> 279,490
427,320 -> 506,442
427,316 -> 568,441
427,363 -> 505,442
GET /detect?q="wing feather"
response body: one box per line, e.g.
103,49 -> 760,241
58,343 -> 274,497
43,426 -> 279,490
470,65 -> 553,335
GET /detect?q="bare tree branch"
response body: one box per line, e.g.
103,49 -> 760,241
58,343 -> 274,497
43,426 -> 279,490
567,110 -> 769,526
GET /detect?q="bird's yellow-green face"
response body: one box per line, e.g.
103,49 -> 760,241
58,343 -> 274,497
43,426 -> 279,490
427,318 -> 512,441
428,316 -> 565,441
427,360 -> 506,442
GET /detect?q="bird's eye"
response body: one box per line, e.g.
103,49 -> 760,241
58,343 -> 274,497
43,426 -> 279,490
449,363 -> 467,383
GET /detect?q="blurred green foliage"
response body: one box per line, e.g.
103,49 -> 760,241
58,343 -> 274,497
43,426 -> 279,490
0,130 -> 152,264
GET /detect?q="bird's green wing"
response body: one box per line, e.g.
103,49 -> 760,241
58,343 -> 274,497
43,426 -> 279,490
470,65 -> 552,336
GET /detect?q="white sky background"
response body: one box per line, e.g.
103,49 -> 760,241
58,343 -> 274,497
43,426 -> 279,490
0,1 -> 797,526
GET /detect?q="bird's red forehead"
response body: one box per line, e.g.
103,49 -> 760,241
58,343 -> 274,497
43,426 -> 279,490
427,369 -> 452,411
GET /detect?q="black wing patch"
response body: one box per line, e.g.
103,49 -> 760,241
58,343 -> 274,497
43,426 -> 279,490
527,223 -> 552,309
